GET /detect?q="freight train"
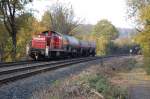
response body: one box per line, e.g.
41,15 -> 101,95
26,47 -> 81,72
26,31 -> 96,60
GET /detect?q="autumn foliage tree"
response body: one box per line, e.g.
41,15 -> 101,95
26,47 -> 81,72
0,0 -> 32,60
127,0 -> 150,73
93,19 -> 119,55
94,20 -> 119,40
0,20 -> 8,61
41,11 -> 52,30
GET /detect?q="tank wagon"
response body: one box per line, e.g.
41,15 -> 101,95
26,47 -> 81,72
26,31 -> 96,60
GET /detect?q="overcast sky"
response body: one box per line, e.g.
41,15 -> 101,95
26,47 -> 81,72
27,0 -> 132,28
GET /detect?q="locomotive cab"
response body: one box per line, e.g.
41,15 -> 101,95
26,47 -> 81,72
28,31 -> 64,60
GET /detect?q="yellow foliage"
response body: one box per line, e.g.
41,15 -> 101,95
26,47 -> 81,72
139,5 -> 150,22
31,20 -> 47,36
135,31 -> 150,56
96,36 -> 109,55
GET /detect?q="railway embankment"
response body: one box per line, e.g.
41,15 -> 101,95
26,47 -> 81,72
31,55 -> 142,99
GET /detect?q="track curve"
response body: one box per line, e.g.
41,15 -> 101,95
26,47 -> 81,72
0,55 -> 129,86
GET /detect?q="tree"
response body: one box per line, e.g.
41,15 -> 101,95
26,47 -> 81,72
127,0 -> 150,73
127,0 -> 150,31
92,19 -> 119,55
41,11 -> 52,30
0,20 -> 8,61
43,3 -> 80,35
126,0 -> 150,50
93,19 -> 119,40
0,0 -> 32,60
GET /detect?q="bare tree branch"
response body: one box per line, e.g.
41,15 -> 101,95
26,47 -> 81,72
46,3 -> 80,35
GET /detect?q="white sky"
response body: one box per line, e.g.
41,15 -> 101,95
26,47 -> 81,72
27,0 -> 133,28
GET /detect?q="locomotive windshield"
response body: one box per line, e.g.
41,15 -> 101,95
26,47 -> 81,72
42,31 -> 49,36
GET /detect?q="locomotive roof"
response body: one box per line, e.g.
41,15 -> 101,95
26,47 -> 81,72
41,30 -> 62,35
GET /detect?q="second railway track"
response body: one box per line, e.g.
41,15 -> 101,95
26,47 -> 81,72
0,60 -> 40,68
0,57 -> 101,86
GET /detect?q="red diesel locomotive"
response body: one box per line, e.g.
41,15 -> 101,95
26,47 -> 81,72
26,31 -> 96,60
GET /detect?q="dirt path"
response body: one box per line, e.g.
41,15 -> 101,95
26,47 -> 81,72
118,67 -> 150,99
127,69 -> 150,99
128,84 -> 150,99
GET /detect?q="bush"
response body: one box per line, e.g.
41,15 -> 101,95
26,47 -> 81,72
88,74 -> 109,93
81,74 -> 127,99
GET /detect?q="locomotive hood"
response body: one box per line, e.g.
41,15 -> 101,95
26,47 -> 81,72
31,35 -> 46,49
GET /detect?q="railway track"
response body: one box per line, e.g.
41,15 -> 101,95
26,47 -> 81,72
0,56 -> 101,85
0,55 -> 129,86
